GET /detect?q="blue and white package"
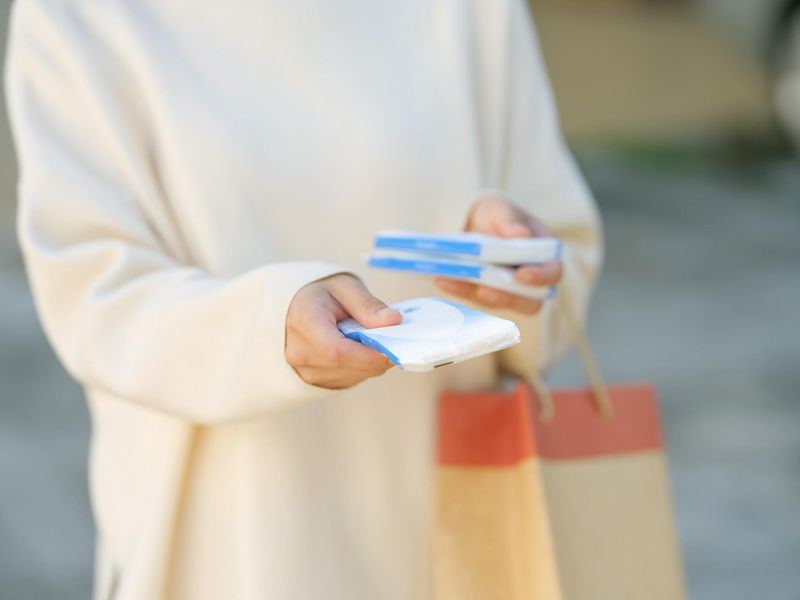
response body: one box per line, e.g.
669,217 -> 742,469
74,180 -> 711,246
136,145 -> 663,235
367,250 -> 555,300
337,297 -> 521,372
373,230 -> 562,265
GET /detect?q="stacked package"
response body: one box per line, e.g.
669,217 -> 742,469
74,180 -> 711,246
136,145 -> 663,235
367,231 -> 561,300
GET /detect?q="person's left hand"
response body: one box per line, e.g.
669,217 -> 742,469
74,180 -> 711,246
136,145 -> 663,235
434,194 -> 563,315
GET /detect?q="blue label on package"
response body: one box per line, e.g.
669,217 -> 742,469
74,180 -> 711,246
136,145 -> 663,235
368,255 -> 483,279
374,235 -> 482,256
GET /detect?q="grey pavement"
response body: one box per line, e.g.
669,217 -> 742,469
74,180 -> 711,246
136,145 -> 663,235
1,141 -> 799,599
556,146 -> 800,600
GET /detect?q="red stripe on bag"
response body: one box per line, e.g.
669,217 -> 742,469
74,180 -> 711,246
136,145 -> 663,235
438,382 -> 663,466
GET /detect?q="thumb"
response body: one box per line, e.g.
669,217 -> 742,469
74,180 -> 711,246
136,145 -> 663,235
499,221 -> 532,238
492,202 -> 532,238
331,276 -> 402,329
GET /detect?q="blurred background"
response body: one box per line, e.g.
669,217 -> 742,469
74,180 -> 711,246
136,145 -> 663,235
0,0 -> 798,598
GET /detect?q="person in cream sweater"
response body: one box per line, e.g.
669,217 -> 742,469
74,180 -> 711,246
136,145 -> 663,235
6,0 -> 601,598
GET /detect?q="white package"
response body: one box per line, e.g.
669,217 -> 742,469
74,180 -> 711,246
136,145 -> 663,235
337,296 -> 520,372
373,230 -> 562,265
367,250 -> 555,300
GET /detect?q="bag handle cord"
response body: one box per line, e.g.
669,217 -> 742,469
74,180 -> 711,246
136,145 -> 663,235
533,284 -> 613,421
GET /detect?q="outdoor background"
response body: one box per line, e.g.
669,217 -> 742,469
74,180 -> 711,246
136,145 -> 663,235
1,0 -> 798,598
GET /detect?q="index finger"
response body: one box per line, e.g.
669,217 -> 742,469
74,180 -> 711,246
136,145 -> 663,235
330,337 -> 395,372
307,316 -> 394,371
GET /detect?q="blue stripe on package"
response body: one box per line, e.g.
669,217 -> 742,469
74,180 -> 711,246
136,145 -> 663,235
367,251 -> 555,301
373,231 -> 561,265
374,235 -> 481,256
367,255 -> 483,279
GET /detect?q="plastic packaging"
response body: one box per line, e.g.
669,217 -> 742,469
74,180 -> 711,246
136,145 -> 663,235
367,251 -> 555,300
338,296 -> 521,372
373,230 -> 561,265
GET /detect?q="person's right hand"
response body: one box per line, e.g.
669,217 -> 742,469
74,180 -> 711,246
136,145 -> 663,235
285,273 -> 402,389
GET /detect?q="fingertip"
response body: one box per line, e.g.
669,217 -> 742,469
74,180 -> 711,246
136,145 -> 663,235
515,261 -> 563,285
435,277 -> 456,291
513,298 -> 542,315
369,350 -> 395,373
435,278 -> 477,297
375,306 -> 402,325
514,266 -> 539,284
475,286 -> 515,308
502,222 -> 531,238
366,364 -> 393,380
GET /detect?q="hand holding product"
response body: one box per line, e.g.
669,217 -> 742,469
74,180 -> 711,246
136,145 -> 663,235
437,194 -> 563,314
285,274 -> 401,389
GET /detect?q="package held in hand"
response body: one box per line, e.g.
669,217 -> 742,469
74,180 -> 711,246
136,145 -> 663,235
337,297 -> 520,372
373,230 -> 561,265
367,251 -> 555,300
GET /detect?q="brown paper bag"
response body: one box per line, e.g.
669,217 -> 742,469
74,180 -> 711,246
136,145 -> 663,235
435,297 -> 686,599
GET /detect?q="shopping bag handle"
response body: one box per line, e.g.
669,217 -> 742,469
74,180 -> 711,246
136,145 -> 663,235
468,192 -> 612,419
533,281 -> 613,421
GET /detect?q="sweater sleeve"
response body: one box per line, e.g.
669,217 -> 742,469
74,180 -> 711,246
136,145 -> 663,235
495,0 -> 604,378
6,0 -> 347,423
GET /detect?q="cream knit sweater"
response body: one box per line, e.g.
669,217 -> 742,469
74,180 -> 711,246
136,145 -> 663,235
6,0 -> 601,598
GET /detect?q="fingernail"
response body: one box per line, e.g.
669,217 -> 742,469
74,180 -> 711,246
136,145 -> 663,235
377,307 -> 399,318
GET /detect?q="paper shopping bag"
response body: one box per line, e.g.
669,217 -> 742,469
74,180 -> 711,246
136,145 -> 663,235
435,381 -> 685,599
